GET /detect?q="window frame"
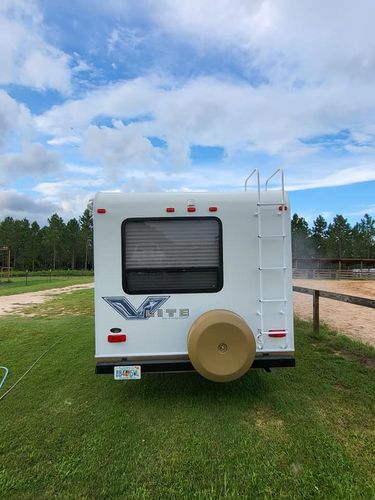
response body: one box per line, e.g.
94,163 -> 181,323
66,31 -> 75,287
121,216 -> 224,295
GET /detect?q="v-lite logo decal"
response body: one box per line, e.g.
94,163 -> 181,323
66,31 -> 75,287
103,296 -> 170,320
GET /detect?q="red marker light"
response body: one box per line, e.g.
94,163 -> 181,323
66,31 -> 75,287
108,334 -> 127,343
166,207 -> 175,213
97,208 -> 106,214
268,329 -> 287,338
209,207 -> 218,212
187,207 -> 196,212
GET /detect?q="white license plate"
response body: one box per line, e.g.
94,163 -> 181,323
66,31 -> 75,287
114,366 -> 141,380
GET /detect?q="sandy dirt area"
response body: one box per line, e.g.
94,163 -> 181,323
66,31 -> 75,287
0,283 -> 94,316
293,280 -> 375,347
1,280 -> 374,347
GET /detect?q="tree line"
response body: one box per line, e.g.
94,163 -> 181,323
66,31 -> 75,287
291,213 -> 375,259
0,209 -> 93,271
0,209 -> 374,270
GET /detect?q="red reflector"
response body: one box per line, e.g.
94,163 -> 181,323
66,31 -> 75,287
268,330 -> 287,338
166,207 -> 175,213
108,334 -> 126,343
187,207 -> 196,212
209,207 -> 217,212
97,208 -> 106,214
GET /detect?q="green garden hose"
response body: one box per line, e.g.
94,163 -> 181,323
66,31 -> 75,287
0,366 -> 9,390
0,335 -> 65,402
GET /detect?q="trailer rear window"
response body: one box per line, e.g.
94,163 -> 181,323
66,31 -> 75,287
122,217 -> 223,294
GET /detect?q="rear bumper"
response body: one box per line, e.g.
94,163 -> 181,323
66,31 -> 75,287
96,356 -> 295,374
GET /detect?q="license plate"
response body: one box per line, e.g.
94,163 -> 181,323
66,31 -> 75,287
114,366 -> 141,380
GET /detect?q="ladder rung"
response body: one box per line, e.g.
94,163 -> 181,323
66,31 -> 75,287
259,298 -> 287,303
257,203 -> 286,207
258,234 -> 286,239
259,266 -> 286,270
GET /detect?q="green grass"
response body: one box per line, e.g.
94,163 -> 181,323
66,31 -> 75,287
0,276 -> 93,296
0,290 -> 374,499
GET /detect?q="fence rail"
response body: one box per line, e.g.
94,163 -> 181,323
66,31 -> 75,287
293,268 -> 375,280
293,285 -> 375,333
0,270 -> 94,285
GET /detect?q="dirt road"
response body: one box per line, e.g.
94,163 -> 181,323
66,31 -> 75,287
0,283 -> 94,316
293,280 -> 375,347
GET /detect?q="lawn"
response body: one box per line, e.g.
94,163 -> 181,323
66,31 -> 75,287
0,276 -> 93,296
0,290 -> 374,499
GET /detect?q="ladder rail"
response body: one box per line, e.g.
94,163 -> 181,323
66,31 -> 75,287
247,168 -> 289,346
244,169 -> 261,202
265,169 -> 285,204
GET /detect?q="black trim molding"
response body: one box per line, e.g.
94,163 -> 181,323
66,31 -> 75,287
96,357 -> 296,374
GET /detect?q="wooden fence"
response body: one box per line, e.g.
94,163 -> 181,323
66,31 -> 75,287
293,285 -> 375,334
293,268 -> 375,280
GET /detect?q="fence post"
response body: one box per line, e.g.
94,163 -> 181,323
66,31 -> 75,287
313,289 -> 320,334
25,270 -> 28,286
49,269 -> 52,282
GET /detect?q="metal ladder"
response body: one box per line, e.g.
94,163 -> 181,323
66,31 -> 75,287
245,169 -> 288,347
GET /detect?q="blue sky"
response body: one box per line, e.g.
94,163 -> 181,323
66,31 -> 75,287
0,0 -> 374,225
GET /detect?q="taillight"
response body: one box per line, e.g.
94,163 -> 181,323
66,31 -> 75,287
108,334 -> 126,343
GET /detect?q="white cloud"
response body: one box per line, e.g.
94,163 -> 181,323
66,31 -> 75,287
286,165 -> 375,191
122,175 -> 160,192
3,0 -> 375,221
33,179 -> 104,220
36,77 -> 160,137
107,27 -> 144,53
0,90 -> 34,147
47,136 -> 81,146
37,74 -> 375,173
65,163 -> 101,176
0,189 -> 58,220
0,143 -> 62,180
35,179 -> 103,197
88,1 -> 375,84
82,120 -> 162,176
138,0 -> 375,86
0,0 -> 71,93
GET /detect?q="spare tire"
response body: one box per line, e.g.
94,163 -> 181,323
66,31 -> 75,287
187,309 -> 256,382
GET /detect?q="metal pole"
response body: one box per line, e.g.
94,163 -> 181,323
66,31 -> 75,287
7,248 -> 10,282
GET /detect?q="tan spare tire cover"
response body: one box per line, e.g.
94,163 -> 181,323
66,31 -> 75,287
188,309 -> 256,382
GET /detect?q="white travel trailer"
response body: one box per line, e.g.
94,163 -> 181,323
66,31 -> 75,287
94,170 -> 295,382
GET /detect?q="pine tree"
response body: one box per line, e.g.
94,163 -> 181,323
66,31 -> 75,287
326,215 -> 352,258
291,213 -> 311,258
66,218 -> 80,269
79,208 -> 93,270
45,214 -> 65,270
311,215 -> 328,257
30,221 -> 41,271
